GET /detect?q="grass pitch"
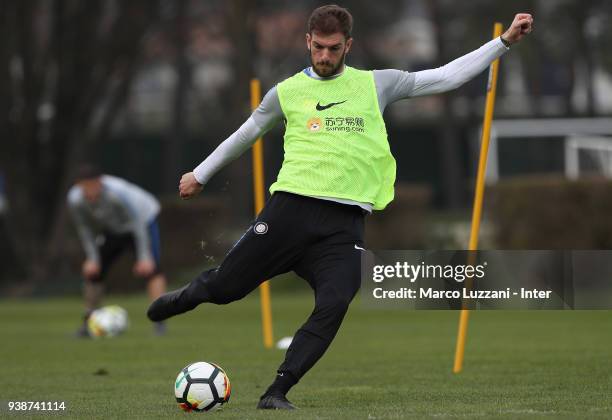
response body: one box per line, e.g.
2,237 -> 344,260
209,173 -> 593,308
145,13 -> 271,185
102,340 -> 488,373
0,291 -> 611,419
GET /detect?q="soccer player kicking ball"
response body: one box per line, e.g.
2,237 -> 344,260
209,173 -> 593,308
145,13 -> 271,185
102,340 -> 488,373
68,165 -> 168,336
148,5 -> 533,409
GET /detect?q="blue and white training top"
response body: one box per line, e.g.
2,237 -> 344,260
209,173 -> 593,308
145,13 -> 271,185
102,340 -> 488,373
67,175 -> 160,263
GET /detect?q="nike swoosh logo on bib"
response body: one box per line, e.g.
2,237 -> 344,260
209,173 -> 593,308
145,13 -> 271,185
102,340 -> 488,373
316,100 -> 347,111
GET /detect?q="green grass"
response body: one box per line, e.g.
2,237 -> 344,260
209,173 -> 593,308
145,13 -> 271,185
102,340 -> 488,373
0,292 -> 611,419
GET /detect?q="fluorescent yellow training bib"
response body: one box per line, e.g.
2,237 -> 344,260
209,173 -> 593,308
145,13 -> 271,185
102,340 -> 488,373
271,66 -> 396,210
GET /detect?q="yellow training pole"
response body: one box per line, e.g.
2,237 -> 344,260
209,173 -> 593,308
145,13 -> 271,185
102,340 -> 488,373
453,23 -> 503,373
250,78 -> 274,349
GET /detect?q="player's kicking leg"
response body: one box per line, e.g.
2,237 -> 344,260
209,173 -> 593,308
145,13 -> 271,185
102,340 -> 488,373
147,192 -> 307,322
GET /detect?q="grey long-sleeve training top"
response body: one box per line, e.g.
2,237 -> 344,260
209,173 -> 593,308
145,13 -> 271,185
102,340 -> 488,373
194,37 -> 509,212
68,175 -> 160,263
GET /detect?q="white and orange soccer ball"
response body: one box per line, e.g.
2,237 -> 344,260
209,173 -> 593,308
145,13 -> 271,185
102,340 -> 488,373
87,305 -> 129,338
174,361 -> 231,412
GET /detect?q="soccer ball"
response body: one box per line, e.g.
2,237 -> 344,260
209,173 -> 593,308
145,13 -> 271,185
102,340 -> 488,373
87,305 -> 129,338
174,362 -> 231,412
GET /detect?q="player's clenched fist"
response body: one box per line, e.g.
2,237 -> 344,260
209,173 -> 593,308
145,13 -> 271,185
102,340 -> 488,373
501,13 -> 534,45
179,172 -> 203,200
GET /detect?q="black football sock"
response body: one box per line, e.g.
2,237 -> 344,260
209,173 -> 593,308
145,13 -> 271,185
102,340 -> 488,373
261,371 -> 298,398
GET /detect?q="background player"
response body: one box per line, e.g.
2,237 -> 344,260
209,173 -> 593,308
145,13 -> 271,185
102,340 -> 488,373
68,165 -> 168,336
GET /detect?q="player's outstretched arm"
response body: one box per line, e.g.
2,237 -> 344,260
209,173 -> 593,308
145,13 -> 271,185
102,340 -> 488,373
377,13 -> 534,104
412,13 -> 534,96
179,87 -> 284,200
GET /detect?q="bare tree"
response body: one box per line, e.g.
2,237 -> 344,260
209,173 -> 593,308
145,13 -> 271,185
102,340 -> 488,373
1,0 -> 159,287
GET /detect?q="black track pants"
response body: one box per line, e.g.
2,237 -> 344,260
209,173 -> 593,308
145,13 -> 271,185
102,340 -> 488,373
191,192 -> 364,381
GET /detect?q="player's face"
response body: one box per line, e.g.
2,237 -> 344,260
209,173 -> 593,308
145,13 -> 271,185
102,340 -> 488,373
80,178 -> 102,203
306,31 -> 352,77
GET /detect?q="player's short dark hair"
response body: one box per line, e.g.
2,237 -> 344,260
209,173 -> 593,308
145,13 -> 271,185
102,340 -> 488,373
308,5 -> 353,39
74,164 -> 102,183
